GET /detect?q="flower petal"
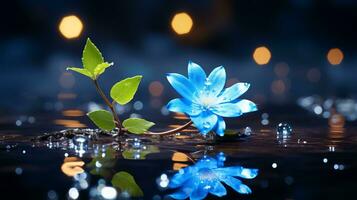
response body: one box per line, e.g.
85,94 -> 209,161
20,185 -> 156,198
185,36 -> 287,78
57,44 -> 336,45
211,103 -> 242,117
167,73 -> 197,102
214,167 -> 258,179
188,61 -> 207,91
190,111 -> 218,134
209,181 -> 227,197
205,66 -> 226,97
232,99 -> 258,113
211,99 -> 257,117
217,83 -> 250,103
189,186 -> 208,200
167,98 -> 202,116
214,116 -> 226,136
169,167 -> 195,188
220,176 -> 252,194
169,191 -> 190,200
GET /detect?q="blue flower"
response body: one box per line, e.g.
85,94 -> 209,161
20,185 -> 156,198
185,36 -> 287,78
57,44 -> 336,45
166,61 -> 257,136
168,153 -> 258,200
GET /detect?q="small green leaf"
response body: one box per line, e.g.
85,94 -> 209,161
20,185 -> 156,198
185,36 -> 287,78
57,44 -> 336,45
66,67 -> 94,79
94,62 -> 113,78
122,118 -> 155,134
111,171 -> 144,197
82,38 -> 104,74
87,110 -> 115,131
110,76 -> 142,105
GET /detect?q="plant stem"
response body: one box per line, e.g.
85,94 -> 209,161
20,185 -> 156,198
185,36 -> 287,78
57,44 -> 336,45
93,79 -> 122,134
143,121 -> 193,136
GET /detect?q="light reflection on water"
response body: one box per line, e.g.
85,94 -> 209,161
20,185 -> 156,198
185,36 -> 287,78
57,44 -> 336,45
1,107 -> 357,199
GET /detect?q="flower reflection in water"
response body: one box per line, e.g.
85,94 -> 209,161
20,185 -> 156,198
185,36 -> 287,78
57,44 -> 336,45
168,153 -> 258,200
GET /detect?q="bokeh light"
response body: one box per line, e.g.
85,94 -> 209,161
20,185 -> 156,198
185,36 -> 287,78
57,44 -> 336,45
253,46 -> 272,65
149,81 -> 164,97
271,80 -> 286,94
171,12 -> 193,35
307,68 -> 321,82
274,62 -> 289,78
327,48 -> 344,65
58,15 -> 83,39
59,72 -> 75,89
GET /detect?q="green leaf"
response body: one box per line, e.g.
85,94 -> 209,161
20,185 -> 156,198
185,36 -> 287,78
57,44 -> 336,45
87,110 -> 115,131
111,171 -> 144,197
66,67 -> 94,79
82,38 -> 104,74
122,118 -> 155,134
110,75 -> 142,105
94,62 -> 113,78
87,147 -> 117,178
122,145 -> 159,160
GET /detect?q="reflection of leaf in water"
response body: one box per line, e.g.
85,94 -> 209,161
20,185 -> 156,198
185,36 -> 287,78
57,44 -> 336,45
87,147 -> 117,178
111,171 -> 144,197
122,145 -> 159,160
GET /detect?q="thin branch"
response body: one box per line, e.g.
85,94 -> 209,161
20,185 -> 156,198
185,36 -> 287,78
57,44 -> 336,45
93,79 -> 122,134
143,121 -> 193,136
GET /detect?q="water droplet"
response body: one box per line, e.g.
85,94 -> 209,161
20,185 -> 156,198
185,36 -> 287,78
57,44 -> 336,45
243,127 -> 252,136
73,135 -> 87,146
132,138 -> 141,149
203,122 -> 211,129
261,119 -> 269,125
15,120 -> 22,126
276,122 -> 293,135
261,113 -> 269,119
204,78 -> 212,86
15,167 -> 23,175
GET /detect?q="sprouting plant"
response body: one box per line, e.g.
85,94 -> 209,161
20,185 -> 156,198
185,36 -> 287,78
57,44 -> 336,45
68,38 -> 257,137
67,38 -> 155,135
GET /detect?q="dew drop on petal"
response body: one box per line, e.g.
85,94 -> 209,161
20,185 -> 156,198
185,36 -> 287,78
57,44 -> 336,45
203,122 -> 211,129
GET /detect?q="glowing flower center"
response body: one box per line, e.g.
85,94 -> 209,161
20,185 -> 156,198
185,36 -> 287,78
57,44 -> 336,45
199,97 -> 217,108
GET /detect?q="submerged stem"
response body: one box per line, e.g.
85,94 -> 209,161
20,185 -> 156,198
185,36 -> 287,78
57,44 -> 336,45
93,80 -> 122,134
144,121 -> 193,136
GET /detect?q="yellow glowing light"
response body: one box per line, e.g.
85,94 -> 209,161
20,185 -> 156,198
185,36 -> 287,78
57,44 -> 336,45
61,157 -> 85,177
253,46 -> 271,65
62,109 -> 85,117
327,48 -> 343,65
173,163 -> 188,170
54,119 -> 86,128
172,152 -> 189,162
171,12 -> 193,35
58,15 -> 83,39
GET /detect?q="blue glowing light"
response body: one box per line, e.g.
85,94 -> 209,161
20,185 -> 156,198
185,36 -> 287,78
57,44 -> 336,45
168,153 -> 258,200
166,61 -> 257,136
